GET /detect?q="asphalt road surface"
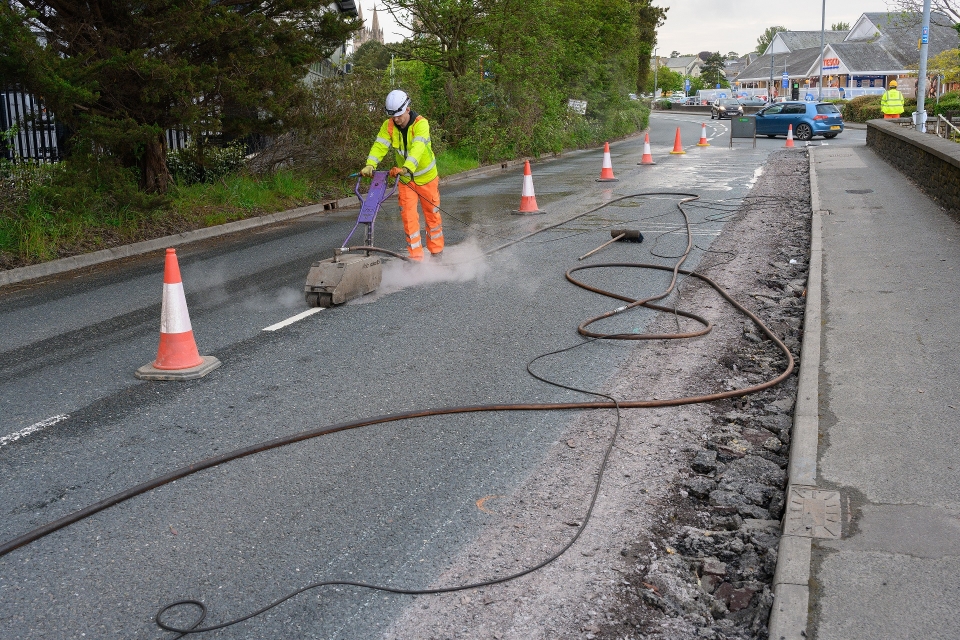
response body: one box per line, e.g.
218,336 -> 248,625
0,117 -> 866,639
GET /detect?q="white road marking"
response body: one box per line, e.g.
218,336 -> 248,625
263,307 -> 325,331
1,414 -> 69,449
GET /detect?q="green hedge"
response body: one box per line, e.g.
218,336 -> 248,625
842,95 -> 918,122
931,91 -> 960,117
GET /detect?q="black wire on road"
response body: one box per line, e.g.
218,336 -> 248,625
0,192 -> 796,638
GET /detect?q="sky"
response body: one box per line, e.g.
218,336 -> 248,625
355,1 -> 406,43
356,1 -> 895,56
656,1 -> 893,58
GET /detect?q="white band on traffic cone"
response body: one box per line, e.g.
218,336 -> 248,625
160,282 -> 193,334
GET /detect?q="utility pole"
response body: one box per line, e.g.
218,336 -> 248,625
818,0 -> 826,100
769,54 -> 775,101
916,0 -> 932,131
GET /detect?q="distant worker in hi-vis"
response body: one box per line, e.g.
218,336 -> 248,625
361,90 -> 443,261
880,80 -> 905,119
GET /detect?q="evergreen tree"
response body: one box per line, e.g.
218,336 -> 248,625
0,1 -> 360,193
633,0 -> 668,94
700,52 -> 727,88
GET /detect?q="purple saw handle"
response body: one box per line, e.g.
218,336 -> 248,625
344,171 -> 399,247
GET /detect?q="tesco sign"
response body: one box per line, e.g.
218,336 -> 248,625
822,57 -> 840,70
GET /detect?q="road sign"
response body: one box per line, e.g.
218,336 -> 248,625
567,99 -> 587,115
922,26 -> 929,44
685,79 -> 690,92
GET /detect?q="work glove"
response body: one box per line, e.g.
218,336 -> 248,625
389,166 -> 410,179
360,165 -> 374,178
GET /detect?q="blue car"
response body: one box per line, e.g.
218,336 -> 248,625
755,101 -> 844,140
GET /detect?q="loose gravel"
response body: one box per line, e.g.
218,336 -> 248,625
384,149 -> 812,640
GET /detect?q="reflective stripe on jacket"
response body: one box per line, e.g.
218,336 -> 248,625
880,89 -> 904,115
364,114 -> 438,185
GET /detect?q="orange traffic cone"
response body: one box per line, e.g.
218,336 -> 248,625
135,248 -> 221,380
697,123 -> 710,146
638,132 -> 655,165
670,127 -> 686,154
596,142 -> 618,182
785,124 -> 795,148
513,160 -> 544,214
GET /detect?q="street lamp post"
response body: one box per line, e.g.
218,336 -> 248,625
653,48 -> 659,99
916,0 -> 932,131
818,0 -> 826,100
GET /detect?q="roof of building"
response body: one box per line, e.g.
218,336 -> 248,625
725,52 -> 759,76
737,11 -> 959,81
664,55 -> 699,70
768,30 -> 849,54
829,41 -> 909,74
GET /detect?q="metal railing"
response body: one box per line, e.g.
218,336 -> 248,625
934,114 -> 960,142
3,86 -> 207,163
1,87 -> 62,162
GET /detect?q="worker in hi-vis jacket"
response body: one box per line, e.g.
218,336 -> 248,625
880,80 -> 905,119
361,90 -> 443,261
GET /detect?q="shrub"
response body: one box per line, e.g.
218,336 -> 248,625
931,91 -> 960,117
167,142 -> 247,185
843,95 -> 881,121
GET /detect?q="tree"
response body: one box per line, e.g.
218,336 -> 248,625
756,25 -> 788,54
700,51 -> 727,88
670,50 -> 681,57
686,75 -> 707,93
382,0 -> 491,77
653,66 -> 683,93
0,1 -> 360,193
726,51 -> 740,59
831,21 -> 851,31
633,1 -> 668,96
927,48 -> 960,83
352,40 -> 393,72
886,0 -> 960,26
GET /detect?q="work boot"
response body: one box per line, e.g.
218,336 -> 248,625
429,251 -> 443,262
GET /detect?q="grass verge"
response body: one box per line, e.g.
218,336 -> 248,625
0,158 -> 353,270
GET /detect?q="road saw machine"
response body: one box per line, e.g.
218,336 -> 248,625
304,171 -> 399,307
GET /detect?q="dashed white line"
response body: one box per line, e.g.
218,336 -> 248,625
1,414 -> 69,449
263,307 -> 325,331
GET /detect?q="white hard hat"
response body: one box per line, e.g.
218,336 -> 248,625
385,90 -> 410,116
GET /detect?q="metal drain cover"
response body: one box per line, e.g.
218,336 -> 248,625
845,189 -> 873,194
784,486 -> 842,539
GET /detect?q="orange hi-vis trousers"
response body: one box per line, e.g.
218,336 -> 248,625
398,177 -> 443,260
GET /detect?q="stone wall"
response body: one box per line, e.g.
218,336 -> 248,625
866,119 -> 960,215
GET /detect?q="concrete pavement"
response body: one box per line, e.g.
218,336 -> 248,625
771,142 -> 960,639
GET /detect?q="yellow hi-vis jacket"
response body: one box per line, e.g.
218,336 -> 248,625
880,89 -> 905,115
364,112 -> 438,185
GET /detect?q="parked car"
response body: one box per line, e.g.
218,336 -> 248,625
754,101 -> 844,140
684,97 -> 699,105
739,97 -> 767,107
711,98 -> 744,120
